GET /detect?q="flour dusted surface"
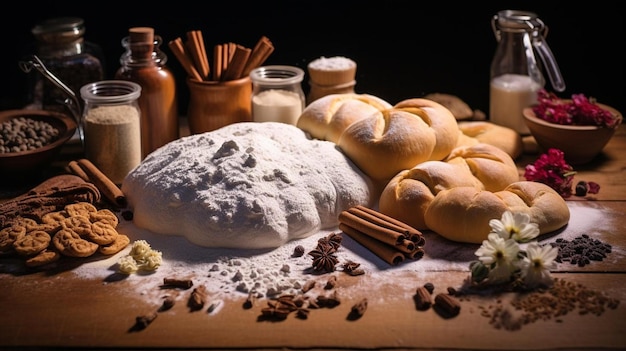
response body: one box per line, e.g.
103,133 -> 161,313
122,122 -> 373,249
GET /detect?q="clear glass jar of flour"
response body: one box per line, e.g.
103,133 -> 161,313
250,66 -> 305,125
80,80 -> 142,185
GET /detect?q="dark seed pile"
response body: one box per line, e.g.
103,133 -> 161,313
549,234 -> 612,267
477,278 -> 620,331
0,116 -> 60,153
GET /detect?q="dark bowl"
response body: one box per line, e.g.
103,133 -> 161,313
0,109 -> 77,176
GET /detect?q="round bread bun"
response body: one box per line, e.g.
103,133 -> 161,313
393,98 -> 460,161
456,121 -> 523,159
378,143 -> 520,229
297,93 -> 392,143
337,98 -> 460,183
424,181 -> 570,244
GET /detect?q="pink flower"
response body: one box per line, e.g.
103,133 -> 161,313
524,148 -> 575,197
533,89 -> 618,128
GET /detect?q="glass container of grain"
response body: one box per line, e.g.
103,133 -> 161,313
80,80 -> 142,185
250,66 -> 305,125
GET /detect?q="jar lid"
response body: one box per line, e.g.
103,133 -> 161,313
80,80 -> 142,103
32,17 -> 86,43
250,65 -> 305,86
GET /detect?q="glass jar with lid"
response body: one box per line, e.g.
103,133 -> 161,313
30,17 -> 105,113
80,80 -> 142,185
249,66 -> 305,125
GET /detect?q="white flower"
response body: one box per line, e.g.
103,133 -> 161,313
474,233 -> 521,284
489,211 -> 540,243
520,242 -> 558,288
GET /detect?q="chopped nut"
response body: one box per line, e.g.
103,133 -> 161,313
293,245 -> 305,257
302,279 -> 316,293
434,293 -> 461,317
414,286 -> 432,310
134,312 -> 157,330
325,275 -> 337,289
188,285 -> 208,311
350,298 -> 368,318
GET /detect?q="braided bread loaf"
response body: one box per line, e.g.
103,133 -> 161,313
424,181 -> 570,243
378,143 -> 521,231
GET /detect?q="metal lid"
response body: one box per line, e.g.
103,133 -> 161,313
31,17 -> 85,43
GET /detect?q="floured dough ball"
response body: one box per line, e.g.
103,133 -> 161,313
122,122 -> 373,249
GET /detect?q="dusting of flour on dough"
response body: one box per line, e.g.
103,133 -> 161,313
121,122 -> 373,250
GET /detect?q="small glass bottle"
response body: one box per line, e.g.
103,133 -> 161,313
489,10 -> 565,135
80,80 -> 142,185
250,66 -> 305,125
115,27 -> 179,158
30,17 -> 104,112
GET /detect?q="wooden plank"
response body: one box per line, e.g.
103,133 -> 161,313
0,270 -> 623,350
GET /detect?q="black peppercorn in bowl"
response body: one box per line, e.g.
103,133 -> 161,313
0,109 -> 77,176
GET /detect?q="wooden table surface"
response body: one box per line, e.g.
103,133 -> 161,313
1,123 -> 625,351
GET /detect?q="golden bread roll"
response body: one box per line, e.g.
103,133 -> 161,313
444,143 -> 519,191
424,181 -> 570,243
338,98 -> 460,183
393,98 -> 460,161
297,93 -> 392,143
378,143 -> 520,229
456,121 -> 523,159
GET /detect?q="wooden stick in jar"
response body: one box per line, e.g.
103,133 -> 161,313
221,45 -> 251,81
185,30 -> 210,80
212,44 -> 223,81
241,36 -> 275,76
168,37 -> 203,81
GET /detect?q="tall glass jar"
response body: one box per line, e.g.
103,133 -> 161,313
489,10 -> 565,135
250,66 -> 305,125
80,81 -> 142,185
30,17 -> 104,113
115,27 -> 179,158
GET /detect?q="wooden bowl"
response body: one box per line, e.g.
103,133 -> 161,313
0,109 -> 77,176
523,103 -> 622,165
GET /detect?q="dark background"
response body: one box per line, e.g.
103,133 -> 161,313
1,1 -> 623,117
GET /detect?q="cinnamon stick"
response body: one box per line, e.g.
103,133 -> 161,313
339,210 -> 414,252
355,205 -> 423,242
66,160 -> 89,182
221,45 -> 251,81
242,36 -> 274,76
185,30 -> 210,80
168,37 -> 203,81
75,159 -> 127,207
339,223 -> 405,266
212,44 -> 223,81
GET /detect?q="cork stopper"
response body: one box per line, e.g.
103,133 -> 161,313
128,27 -> 154,58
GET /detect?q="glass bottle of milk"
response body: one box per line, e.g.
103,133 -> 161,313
489,10 -> 565,135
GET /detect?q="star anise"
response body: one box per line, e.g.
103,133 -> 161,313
308,244 -> 338,273
318,232 -> 343,251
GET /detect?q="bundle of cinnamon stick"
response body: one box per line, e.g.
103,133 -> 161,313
168,32 -> 274,82
339,205 -> 426,266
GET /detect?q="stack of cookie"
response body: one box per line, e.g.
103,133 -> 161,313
307,56 -> 357,104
